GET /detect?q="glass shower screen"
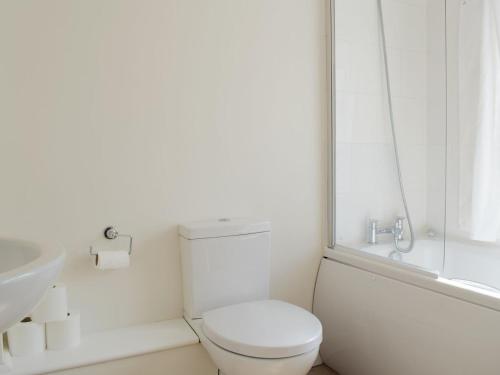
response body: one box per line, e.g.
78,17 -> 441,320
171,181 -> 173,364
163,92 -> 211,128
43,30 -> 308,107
332,0 -> 447,273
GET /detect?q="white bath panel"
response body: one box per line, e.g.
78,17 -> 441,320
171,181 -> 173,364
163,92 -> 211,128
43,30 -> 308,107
314,258 -> 500,375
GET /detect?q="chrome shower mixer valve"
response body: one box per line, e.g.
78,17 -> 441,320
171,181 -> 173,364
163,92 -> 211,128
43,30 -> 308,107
367,216 -> 406,245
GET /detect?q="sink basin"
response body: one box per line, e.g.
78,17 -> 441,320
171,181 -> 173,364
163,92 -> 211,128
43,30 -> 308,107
0,239 -> 64,333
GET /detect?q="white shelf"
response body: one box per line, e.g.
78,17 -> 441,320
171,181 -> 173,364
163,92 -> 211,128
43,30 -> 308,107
8,319 -> 199,375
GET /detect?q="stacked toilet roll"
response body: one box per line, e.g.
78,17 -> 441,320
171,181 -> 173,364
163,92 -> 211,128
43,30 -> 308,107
7,284 -> 80,357
6,317 -> 45,357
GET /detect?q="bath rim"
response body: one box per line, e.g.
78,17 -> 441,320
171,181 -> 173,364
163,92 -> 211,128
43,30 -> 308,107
324,245 -> 500,313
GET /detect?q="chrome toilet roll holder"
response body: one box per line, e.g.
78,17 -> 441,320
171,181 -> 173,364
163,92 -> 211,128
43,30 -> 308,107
89,226 -> 133,256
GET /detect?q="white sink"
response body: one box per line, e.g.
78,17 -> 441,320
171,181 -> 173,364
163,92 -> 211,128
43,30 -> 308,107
0,239 -> 65,333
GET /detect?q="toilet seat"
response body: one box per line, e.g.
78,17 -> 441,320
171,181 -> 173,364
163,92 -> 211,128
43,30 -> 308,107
202,299 -> 322,359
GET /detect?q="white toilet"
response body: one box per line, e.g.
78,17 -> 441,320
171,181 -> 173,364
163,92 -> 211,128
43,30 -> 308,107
179,218 -> 322,375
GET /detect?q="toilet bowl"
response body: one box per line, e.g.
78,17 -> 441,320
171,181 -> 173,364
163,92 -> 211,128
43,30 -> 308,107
179,218 -> 323,375
188,299 -> 322,375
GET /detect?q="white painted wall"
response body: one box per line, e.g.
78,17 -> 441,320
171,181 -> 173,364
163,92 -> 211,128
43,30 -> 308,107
0,0 -> 327,334
335,0 -> 431,245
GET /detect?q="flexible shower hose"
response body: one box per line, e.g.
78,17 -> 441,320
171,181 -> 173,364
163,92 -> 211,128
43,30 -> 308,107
377,0 -> 415,253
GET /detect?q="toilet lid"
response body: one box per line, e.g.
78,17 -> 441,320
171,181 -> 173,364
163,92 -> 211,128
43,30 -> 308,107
202,300 -> 322,359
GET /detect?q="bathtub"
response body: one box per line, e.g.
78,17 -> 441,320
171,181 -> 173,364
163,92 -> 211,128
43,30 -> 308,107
314,239 -> 500,375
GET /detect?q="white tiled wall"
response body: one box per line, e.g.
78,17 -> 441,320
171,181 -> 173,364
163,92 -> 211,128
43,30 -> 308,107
442,0 -> 471,240
426,0 -> 448,236
335,0 -> 446,246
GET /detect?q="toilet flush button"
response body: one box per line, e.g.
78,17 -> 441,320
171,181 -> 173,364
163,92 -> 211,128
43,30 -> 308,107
218,218 -> 230,222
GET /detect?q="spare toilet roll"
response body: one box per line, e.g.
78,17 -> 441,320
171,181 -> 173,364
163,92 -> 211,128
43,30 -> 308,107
95,250 -> 130,270
46,311 -> 80,350
31,284 -> 68,323
7,318 -> 45,357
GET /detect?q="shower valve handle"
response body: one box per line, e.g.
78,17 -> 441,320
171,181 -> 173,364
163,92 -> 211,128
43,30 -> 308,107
394,217 -> 405,240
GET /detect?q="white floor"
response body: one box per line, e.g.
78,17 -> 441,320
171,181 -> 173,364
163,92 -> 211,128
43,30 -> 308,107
309,365 -> 337,374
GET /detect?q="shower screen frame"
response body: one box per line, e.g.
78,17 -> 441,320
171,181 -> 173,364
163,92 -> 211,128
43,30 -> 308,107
327,0 -> 336,249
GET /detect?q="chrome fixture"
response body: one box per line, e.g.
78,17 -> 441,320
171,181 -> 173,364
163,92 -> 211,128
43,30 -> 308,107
367,217 -> 406,245
89,226 -> 133,256
377,0 -> 414,253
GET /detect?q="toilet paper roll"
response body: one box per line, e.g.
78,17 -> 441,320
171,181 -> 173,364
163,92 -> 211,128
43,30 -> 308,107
95,250 -> 130,270
7,318 -> 45,357
46,311 -> 80,351
31,284 -> 68,323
